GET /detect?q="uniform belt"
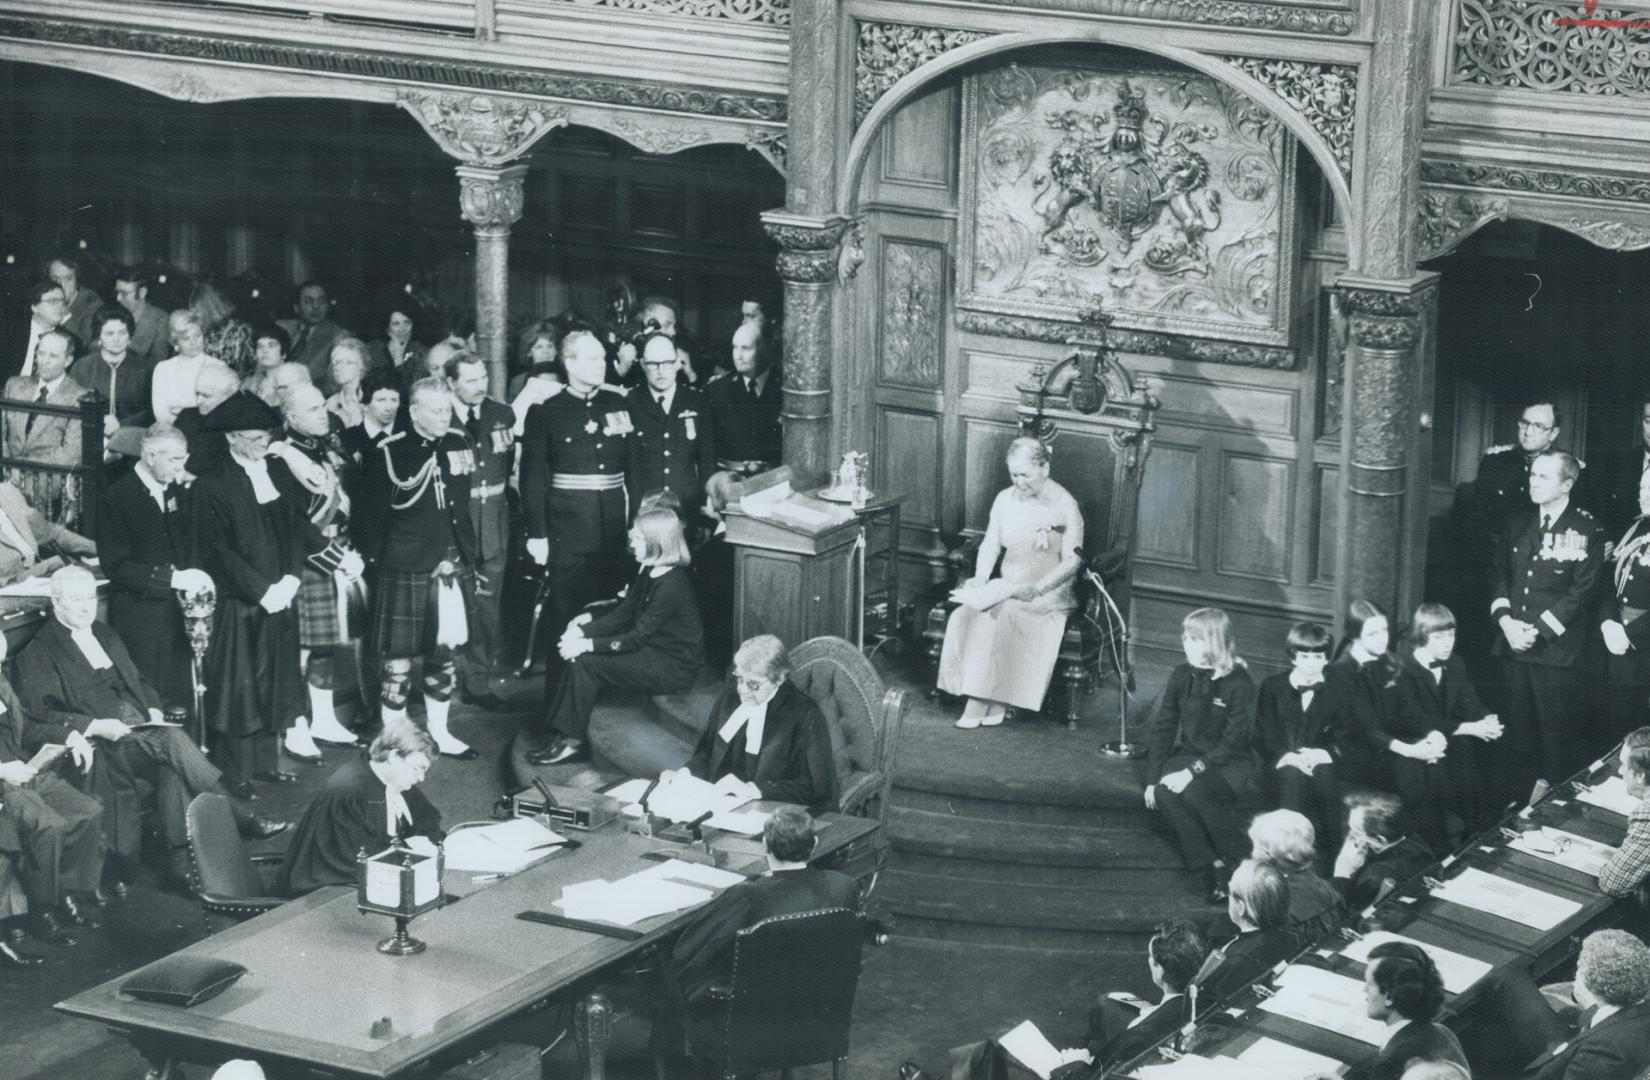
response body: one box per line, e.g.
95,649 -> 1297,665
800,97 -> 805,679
551,472 -> 625,491
717,458 -> 778,476
472,480 -> 506,499
1625,605 -> 1648,625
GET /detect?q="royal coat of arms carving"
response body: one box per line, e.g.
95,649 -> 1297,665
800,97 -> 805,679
959,61 -> 1297,348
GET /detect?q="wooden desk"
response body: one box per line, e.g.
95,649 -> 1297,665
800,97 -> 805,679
56,810 -> 877,1080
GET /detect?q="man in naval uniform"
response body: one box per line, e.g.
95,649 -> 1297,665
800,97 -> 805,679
1600,469 -> 1650,742
627,333 -> 716,523
1491,449 -> 1606,803
519,330 -> 633,708
445,350 -> 515,712
1474,401 -> 1566,553
352,377 -> 478,761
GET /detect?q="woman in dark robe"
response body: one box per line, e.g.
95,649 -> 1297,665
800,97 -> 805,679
276,721 -> 444,897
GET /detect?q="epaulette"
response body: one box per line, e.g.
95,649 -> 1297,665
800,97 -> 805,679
706,371 -> 731,384
1485,444 -> 1514,455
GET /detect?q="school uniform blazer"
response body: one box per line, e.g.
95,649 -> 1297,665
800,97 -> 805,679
1255,669 -> 1370,770
1390,653 -> 1490,742
688,680 -> 839,813
1146,663 -> 1259,791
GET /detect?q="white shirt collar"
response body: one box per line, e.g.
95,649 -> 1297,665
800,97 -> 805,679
135,462 -> 169,508
718,698 -> 770,754
232,453 -> 281,504
364,416 -> 391,438
37,375 -> 64,398
61,620 -> 114,669
1591,1002 -> 1621,1027
654,385 -> 676,413
1542,496 -> 1570,524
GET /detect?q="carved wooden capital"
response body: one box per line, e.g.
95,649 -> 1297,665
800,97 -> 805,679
1336,277 -> 1437,352
398,91 -> 567,166
457,164 -> 528,229
762,213 -> 852,284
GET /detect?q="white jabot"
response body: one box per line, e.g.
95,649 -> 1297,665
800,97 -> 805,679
384,785 -> 412,837
718,700 -> 769,756
70,626 -> 114,670
234,455 -> 280,504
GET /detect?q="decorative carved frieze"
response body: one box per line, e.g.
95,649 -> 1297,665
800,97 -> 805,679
1415,190 -> 1510,261
855,22 -> 990,125
1336,283 -> 1436,352
1562,217 -> 1650,249
596,114 -> 719,156
457,164 -> 527,229
880,241 -> 944,389
744,128 -> 788,175
0,16 -> 787,123
557,0 -> 789,24
1221,56 -> 1356,177
1422,159 -> 1650,203
954,310 -> 1296,369
1453,0 -> 1650,97
961,0 -> 1355,35
399,92 -> 567,166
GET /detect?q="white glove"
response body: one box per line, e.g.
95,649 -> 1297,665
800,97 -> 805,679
170,567 -> 214,592
1603,619 -> 1631,656
0,760 -> 36,785
527,538 -> 549,565
339,550 -> 365,581
65,730 -> 97,769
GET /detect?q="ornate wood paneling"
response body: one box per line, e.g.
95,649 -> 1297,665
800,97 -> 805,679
877,409 -> 940,530
550,0 -> 789,24
1451,0 -> 1650,98
962,418 -> 1022,529
1314,463 -> 1340,584
959,348 -> 1045,405
1136,441 -> 1201,569
1217,453 -> 1295,582
877,238 -> 945,389
882,85 -> 955,190
1153,373 -> 1298,438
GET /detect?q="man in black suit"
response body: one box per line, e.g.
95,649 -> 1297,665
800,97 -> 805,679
1199,859 -> 1301,1002
628,333 -> 717,520
1492,450 -> 1606,800
98,425 -> 209,709
704,323 -> 781,476
1333,793 -> 1438,913
2,280 -> 71,384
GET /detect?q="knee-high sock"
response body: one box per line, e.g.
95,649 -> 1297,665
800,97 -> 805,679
284,714 -> 321,757
423,695 -> 469,755
307,683 -> 357,744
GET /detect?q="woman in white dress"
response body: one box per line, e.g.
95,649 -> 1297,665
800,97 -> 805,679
939,437 -> 1085,728
150,309 -> 215,424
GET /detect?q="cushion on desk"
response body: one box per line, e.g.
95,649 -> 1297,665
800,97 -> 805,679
121,955 -> 248,1007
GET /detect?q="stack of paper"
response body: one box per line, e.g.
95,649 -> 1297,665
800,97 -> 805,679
1258,966 -> 1389,1046
555,876 -> 714,926
1233,1037 -> 1344,1078
1431,867 -> 1582,931
1131,1056 -> 1281,1080
444,818 -> 568,874
1509,827 -> 1620,877
1576,776 -> 1641,817
633,859 -> 747,889
998,1020 -> 1064,1080
1338,931 -> 1492,994
644,772 -> 752,824
25,743 -> 66,771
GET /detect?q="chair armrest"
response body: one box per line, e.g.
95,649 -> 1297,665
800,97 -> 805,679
198,893 -> 284,918
839,771 -> 882,817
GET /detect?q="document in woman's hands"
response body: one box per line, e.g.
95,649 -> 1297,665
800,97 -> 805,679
950,578 -> 1018,611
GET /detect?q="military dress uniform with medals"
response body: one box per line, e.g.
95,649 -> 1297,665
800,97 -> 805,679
453,395 -> 515,702
627,382 -> 716,519
1600,514 -> 1650,740
519,385 -> 633,697
1490,500 -> 1606,798
352,426 -> 478,758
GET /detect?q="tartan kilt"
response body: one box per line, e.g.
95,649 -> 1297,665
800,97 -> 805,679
373,564 -> 476,659
297,565 -> 353,648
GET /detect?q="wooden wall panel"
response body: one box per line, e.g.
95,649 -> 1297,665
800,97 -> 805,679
1217,453 -> 1295,582
1314,464 -> 1340,585
1136,442 -> 1200,569
959,348 -> 1035,405
878,409 -> 941,531
882,85 -> 956,190
1152,372 -> 1299,437
962,418 -> 1021,529
877,239 -> 945,389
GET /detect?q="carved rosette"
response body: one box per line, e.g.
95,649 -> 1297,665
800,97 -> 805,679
397,91 -> 568,166
764,215 -> 852,285
1415,190 -> 1510,261
1221,56 -> 1356,177
457,165 -> 527,230
855,21 -> 991,125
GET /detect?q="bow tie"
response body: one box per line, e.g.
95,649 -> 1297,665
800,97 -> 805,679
1291,678 -> 1323,694
1427,660 -> 1446,670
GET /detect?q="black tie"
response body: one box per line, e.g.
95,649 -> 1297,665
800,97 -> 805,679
465,409 -> 480,443
656,393 -> 667,410
745,377 -> 758,400
291,324 -> 311,357
1541,513 -> 1552,532
24,384 -> 47,435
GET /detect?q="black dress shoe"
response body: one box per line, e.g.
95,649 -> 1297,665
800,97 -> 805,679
898,1062 -> 934,1080
239,815 -> 293,841
253,770 -> 300,784
0,940 -> 44,967
312,734 -> 360,748
526,739 -> 587,767
464,691 -> 510,712
31,912 -> 77,947
224,780 -> 260,801
283,746 -> 324,765
4,925 -> 27,948
441,747 -> 480,761
60,896 -> 100,929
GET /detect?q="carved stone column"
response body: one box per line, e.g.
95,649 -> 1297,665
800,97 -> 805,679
458,163 -> 526,397
762,211 -> 850,476
1335,273 -> 1439,617
1356,0 -> 1432,276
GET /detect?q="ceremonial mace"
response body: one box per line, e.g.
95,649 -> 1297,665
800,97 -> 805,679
176,584 -> 217,753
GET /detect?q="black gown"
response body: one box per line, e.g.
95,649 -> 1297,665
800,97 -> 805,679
275,755 -> 444,897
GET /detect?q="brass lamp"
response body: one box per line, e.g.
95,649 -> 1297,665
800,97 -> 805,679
356,839 -> 445,956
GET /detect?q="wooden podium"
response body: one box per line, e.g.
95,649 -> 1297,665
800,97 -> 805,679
723,468 -> 864,649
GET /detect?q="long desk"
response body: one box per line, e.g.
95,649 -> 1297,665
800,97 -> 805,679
56,808 -> 877,1080
1118,751 -> 1639,1078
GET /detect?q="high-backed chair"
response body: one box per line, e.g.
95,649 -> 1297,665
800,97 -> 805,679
687,907 -> 864,1080
185,793 -> 286,933
787,635 -> 910,876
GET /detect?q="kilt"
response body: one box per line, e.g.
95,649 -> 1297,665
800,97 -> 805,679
374,562 -> 476,659
297,565 -> 355,648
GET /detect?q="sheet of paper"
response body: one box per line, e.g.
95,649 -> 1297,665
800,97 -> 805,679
443,818 -> 568,873
129,720 -> 184,729
997,1020 -> 1063,1080
605,778 -> 654,805
644,771 -> 747,824
555,875 -> 714,926
1508,827 -> 1619,877
1338,931 -> 1492,995
25,743 -> 66,771
707,808 -> 771,836
634,859 -> 747,889
1576,775 -> 1640,817
1132,1056 -> 1280,1080
1232,1037 -> 1345,1079
950,577 -> 1018,612
0,577 -> 55,597
1258,966 -> 1389,1046
1431,866 -> 1583,931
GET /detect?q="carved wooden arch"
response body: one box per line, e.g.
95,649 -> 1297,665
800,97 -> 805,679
840,29 -> 1361,267
1417,182 -> 1650,262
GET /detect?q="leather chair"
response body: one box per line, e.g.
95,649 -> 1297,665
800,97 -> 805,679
787,635 -> 910,877
184,793 -> 286,933
688,907 -> 864,1080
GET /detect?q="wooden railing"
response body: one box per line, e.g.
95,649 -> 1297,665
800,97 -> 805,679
0,391 -> 109,541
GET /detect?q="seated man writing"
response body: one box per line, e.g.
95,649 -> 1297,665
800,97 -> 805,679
15,566 -> 288,887
276,720 -> 445,897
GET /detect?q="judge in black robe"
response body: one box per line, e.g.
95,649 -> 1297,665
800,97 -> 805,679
275,725 -> 445,897
686,636 -> 837,813
192,395 -> 329,787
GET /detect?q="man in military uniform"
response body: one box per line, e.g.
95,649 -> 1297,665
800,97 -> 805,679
280,385 -> 366,755
1591,391 -> 1650,544
1491,450 -> 1606,802
520,330 -> 633,709
1600,470 -> 1650,742
352,377 -> 478,761
704,323 -> 781,476
628,334 -> 716,523
1474,401 -> 1565,552
446,350 -> 515,711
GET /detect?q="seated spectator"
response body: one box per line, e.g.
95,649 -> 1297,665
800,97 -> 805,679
1249,809 -> 1343,941
1398,1064 -> 1469,1080
1333,792 -> 1437,912
151,309 -> 214,425
1146,607 -> 1261,904
527,509 -> 703,767
192,278 -> 255,379
113,266 -> 171,368
1463,929 -> 1650,1080
1199,859 -> 1301,1002
6,279 -> 71,383
325,336 -> 369,429
694,470 -> 737,667
0,628 -> 105,950
1597,725 -> 1650,898
1328,599 -> 1403,795
0,478 -> 94,587
4,326 -> 87,524
685,634 -> 838,813
1327,940 -> 1469,1080
16,566 -> 288,887
278,280 -> 349,390
665,805 -> 857,1051
936,437 -> 1083,729
69,304 -> 153,436
1256,621 -> 1365,851
244,324 -> 289,407
340,365 -> 400,463
49,254 -> 102,347
275,720 -> 444,897
368,304 -> 425,374
270,361 -> 313,409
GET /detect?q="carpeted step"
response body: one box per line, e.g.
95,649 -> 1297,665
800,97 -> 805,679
892,722 -> 1154,808
877,865 -> 1209,934
884,912 -> 1161,957
887,851 -> 1184,891
888,805 -> 1170,868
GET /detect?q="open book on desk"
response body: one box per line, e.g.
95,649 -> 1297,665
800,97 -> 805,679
725,467 -> 858,544
444,817 -> 568,874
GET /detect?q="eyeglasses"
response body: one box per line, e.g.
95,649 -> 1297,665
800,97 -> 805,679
731,670 -> 770,691
641,360 -> 677,370
1518,419 -> 1554,433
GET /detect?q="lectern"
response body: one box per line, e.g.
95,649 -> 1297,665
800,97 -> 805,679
723,468 -> 864,648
